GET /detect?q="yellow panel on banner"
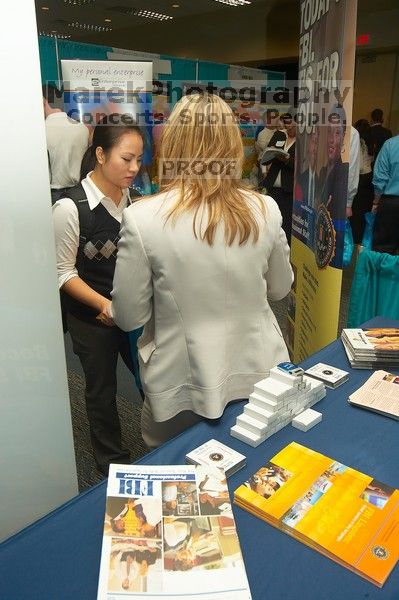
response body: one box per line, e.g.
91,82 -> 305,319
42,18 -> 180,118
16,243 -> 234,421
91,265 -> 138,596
289,237 -> 342,362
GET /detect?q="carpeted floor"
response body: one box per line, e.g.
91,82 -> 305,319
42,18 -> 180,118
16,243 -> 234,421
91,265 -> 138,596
67,371 -> 148,491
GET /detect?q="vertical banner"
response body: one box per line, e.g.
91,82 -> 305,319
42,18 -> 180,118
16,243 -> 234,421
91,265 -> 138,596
289,0 -> 357,361
60,60 -> 153,194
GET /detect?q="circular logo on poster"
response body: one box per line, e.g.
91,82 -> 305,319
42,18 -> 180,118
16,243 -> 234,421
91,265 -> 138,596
315,204 -> 336,269
372,546 -> 389,560
209,452 -> 224,462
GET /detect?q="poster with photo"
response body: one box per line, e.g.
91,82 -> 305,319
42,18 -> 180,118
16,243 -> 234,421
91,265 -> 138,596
289,0 -> 358,362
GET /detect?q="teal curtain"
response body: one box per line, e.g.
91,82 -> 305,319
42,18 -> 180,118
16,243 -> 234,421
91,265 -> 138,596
198,61 -> 228,81
159,56 -> 196,81
347,250 -> 399,327
39,38 -> 113,85
39,37 -> 58,84
57,40 -> 112,61
129,328 -> 143,391
265,70 -> 285,88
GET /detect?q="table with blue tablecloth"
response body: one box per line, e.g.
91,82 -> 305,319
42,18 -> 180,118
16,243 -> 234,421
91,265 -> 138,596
1,317 -> 399,600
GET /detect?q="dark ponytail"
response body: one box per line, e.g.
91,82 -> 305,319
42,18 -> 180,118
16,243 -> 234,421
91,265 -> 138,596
80,145 -> 96,181
79,113 -> 145,181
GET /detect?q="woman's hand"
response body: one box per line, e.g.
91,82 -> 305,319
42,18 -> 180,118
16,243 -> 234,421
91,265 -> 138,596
96,299 -> 115,327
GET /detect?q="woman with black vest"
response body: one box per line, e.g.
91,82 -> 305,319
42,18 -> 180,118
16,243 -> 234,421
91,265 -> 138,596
53,117 -> 144,475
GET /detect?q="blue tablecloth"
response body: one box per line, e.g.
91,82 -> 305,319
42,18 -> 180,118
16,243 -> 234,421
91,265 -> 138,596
1,317 -> 399,600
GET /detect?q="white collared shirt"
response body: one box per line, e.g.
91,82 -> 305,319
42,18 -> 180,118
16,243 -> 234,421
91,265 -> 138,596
347,126 -> 360,208
45,112 -> 89,189
52,173 -> 130,288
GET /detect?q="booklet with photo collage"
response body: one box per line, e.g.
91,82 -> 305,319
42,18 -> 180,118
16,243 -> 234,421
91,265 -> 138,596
97,464 -> 252,599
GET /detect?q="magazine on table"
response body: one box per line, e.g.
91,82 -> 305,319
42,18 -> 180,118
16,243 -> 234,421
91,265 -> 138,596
342,337 -> 399,370
97,464 -> 252,599
234,442 -> 399,587
348,370 -> 399,420
342,328 -> 399,358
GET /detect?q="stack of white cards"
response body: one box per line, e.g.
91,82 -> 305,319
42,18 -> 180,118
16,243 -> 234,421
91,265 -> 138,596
185,439 -> 246,477
305,363 -> 349,388
292,408 -> 322,431
230,366 -> 326,447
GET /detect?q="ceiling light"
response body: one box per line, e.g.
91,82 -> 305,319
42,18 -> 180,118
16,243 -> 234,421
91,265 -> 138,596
133,9 -> 173,21
63,0 -> 96,5
68,21 -> 113,32
41,6 -> 50,10
39,31 -> 72,39
213,0 -> 251,5
108,6 -> 173,21
172,3 -> 180,7
104,18 -> 112,22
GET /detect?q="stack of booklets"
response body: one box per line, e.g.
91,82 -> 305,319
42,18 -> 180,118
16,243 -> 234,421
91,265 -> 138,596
97,463 -> 252,599
186,439 -> 246,477
341,328 -> 399,369
348,370 -> 399,420
234,442 -> 399,587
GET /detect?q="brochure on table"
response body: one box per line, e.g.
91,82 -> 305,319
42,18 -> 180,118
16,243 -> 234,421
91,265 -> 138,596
234,442 -> 399,587
97,464 -> 252,599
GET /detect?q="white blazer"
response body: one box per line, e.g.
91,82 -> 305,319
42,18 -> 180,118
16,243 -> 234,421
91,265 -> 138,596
112,190 -> 293,422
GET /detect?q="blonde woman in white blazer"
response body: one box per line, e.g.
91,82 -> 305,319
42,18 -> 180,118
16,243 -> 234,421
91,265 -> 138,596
111,94 -> 293,447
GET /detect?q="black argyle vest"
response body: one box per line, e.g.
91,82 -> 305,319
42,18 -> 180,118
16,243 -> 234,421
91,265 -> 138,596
62,184 -> 132,322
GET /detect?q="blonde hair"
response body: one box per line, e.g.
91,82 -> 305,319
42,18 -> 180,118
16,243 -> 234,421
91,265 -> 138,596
158,94 -> 265,245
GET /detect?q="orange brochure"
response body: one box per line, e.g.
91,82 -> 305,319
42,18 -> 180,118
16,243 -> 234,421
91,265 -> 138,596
234,442 -> 399,587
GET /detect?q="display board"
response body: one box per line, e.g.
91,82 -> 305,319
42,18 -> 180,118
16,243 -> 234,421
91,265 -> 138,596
289,0 -> 358,361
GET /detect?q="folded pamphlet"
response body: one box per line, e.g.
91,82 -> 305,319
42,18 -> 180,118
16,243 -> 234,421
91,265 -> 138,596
348,370 -> 399,420
260,147 -> 290,164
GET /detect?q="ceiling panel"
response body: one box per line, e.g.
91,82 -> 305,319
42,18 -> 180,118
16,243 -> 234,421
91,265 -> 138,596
35,0 -> 399,63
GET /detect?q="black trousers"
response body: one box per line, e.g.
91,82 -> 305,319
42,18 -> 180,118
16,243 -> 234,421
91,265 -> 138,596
372,195 -> 399,254
67,312 -> 137,474
350,172 -> 373,244
269,187 -> 293,245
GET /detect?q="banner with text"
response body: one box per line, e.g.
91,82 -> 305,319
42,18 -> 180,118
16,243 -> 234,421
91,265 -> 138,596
288,0 -> 357,361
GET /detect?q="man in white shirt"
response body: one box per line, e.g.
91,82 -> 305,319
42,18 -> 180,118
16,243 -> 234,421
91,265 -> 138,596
255,109 -> 281,158
43,84 -> 89,203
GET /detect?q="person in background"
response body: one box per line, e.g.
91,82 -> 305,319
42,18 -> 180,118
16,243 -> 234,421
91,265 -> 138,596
43,83 -> 89,203
350,119 -> 374,244
255,109 -> 282,186
255,108 -> 281,158
263,113 -> 296,244
111,93 -> 293,449
346,125 -> 360,218
298,126 -> 319,209
319,105 -> 348,221
369,108 -> 392,163
52,119 -> 143,475
372,134 -> 399,254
